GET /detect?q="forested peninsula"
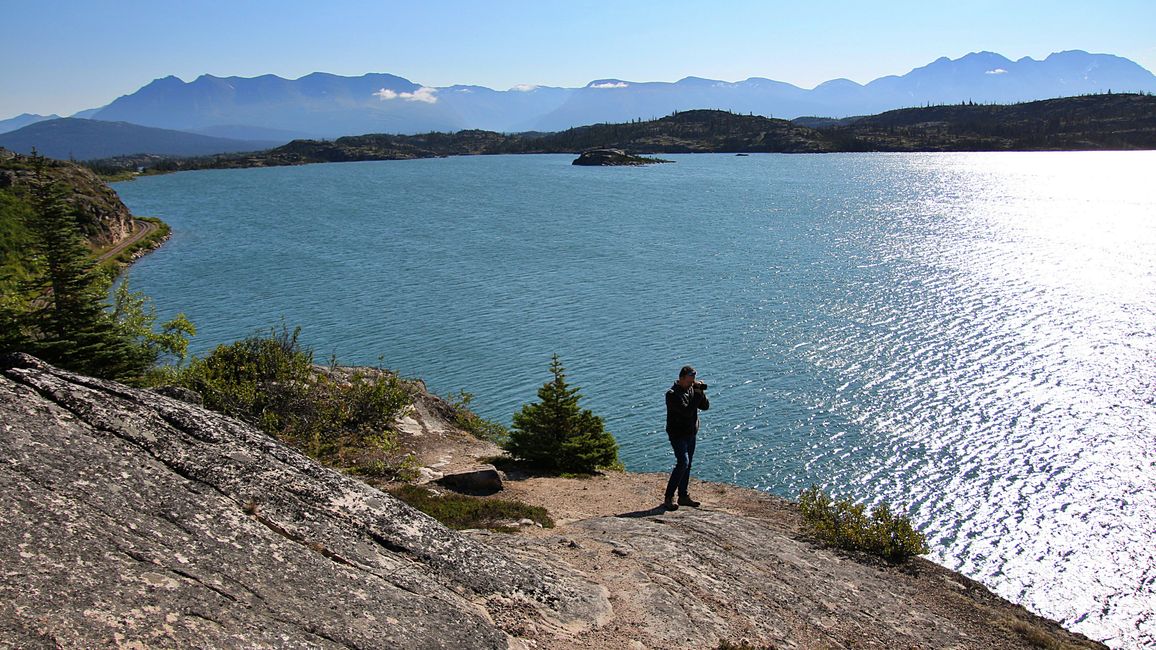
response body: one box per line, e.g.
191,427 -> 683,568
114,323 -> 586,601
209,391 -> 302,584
90,93 -> 1156,174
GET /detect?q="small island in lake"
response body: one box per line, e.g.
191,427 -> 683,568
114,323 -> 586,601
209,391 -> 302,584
572,148 -> 673,166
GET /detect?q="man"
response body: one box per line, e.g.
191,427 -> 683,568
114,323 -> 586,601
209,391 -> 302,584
664,365 -> 709,511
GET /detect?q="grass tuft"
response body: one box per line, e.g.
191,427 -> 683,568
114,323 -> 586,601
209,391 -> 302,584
391,484 -> 553,532
443,390 -> 510,444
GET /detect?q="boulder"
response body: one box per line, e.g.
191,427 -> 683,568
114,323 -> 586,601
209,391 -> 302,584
436,464 -> 503,494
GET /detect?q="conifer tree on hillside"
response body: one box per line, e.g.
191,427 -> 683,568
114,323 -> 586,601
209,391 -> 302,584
505,354 -> 620,473
15,156 -> 134,378
3,154 -> 193,383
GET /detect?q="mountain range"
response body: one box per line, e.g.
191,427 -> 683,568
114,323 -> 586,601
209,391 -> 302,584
4,50 -> 1154,142
4,94 -> 1153,164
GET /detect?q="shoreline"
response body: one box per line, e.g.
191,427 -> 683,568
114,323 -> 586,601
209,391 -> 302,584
372,386 -> 1109,649
96,216 -> 170,269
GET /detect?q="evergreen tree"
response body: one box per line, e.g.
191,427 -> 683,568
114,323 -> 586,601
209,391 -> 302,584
18,156 -> 119,374
505,354 -> 619,473
9,154 -> 187,383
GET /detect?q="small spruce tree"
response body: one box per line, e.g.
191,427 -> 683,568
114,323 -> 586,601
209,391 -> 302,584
505,354 -> 619,473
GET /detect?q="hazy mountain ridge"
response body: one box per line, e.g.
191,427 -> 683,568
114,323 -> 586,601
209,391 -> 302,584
45,50 -> 1156,139
0,118 -> 279,160
0,113 -> 61,135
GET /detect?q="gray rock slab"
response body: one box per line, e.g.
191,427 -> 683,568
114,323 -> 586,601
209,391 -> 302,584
0,354 -> 609,649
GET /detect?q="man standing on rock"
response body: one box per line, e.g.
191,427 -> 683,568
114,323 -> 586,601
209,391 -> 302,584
664,365 -> 709,511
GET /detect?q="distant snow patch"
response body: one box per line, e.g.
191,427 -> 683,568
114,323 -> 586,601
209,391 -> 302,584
591,82 -> 629,89
511,84 -> 539,92
985,68 -> 1008,75
374,87 -> 439,103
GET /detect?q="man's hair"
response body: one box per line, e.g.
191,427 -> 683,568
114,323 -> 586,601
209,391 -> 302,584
679,365 -> 696,378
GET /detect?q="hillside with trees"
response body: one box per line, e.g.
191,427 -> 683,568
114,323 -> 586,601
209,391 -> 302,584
0,118 -> 276,160
1,148 -> 141,291
820,92 -> 1156,151
2,148 -> 133,246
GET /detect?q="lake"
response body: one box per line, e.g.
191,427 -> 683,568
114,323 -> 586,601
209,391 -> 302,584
114,152 -> 1156,648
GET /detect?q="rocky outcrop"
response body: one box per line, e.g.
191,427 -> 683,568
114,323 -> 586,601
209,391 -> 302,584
571,148 -> 672,166
491,473 -> 1108,650
0,353 -> 1107,649
0,149 -> 132,245
0,354 -> 609,649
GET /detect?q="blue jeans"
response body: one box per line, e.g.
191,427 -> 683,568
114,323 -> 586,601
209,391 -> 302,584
665,435 -> 696,500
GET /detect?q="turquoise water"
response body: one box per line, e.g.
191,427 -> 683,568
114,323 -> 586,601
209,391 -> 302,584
115,152 -> 1156,647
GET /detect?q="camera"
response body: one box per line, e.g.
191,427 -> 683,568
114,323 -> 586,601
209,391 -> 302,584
693,381 -> 708,390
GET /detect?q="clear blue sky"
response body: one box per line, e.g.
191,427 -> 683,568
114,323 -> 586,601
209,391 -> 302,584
3,0 -> 1154,118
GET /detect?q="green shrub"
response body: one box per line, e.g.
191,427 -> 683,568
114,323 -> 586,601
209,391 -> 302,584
445,390 -> 510,444
390,484 -> 554,532
504,354 -> 619,474
163,326 -> 413,463
798,486 -> 929,561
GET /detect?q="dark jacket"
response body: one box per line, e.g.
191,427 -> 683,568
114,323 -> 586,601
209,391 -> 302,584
665,382 -> 709,438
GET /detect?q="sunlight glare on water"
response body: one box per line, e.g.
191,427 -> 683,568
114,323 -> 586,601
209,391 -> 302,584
781,153 -> 1156,648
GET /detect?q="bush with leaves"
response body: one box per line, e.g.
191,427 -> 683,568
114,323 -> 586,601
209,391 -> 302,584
504,354 -> 620,474
165,326 -> 413,464
445,390 -> 510,444
798,486 -> 929,561
112,277 -> 195,372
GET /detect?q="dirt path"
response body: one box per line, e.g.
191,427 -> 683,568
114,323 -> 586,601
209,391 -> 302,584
97,218 -> 158,263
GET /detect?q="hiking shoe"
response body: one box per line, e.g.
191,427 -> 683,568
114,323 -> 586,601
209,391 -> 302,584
663,499 -> 679,511
677,495 -> 701,508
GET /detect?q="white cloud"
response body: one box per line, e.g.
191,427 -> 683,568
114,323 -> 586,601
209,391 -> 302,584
374,87 -> 439,103
510,83 -> 539,92
985,68 -> 1008,75
590,81 -> 629,89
